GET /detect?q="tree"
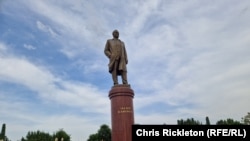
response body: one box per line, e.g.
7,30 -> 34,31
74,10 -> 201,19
52,129 -> 71,141
0,123 -> 9,141
24,130 -> 52,141
87,134 -> 98,141
241,112 -> 250,125
97,124 -> 111,141
216,118 -> 242,125
205,116 -> 210,125
87,124 -> 111,141
0,124 -> 6,140
177,118 -> 202,125
21,129 -> 70,141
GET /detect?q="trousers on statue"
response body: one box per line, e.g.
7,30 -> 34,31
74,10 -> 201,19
111,60 -> 128,85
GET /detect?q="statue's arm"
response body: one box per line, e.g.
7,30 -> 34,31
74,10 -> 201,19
104,40 -> 111,58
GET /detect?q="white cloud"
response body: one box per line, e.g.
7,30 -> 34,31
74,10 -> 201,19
0,58 -> 109,112
0,42 -> 8,57
23,44 -> 36,50
36,20 -> 57,37
0,42 -> 7,50
0,43 -> 109,113
126,0 -> 250,124
126,0 -> 161,35
0,42 -> 110,140
26,0 -> 107,59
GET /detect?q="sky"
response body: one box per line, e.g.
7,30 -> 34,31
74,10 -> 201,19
0,0 -> 250,140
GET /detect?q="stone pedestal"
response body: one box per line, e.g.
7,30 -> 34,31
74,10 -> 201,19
109,84 -> 134,141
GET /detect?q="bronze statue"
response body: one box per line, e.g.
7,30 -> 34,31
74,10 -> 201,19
104,29 -> 128,85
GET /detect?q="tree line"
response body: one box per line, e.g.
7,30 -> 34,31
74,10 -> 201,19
20,129 -> 70,141
0,127 -> 70,141
1,112 -> 249,141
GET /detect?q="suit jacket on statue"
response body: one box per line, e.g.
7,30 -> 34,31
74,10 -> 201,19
104,38 -> 128,75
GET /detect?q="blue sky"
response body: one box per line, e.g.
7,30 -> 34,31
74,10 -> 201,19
1,0 -> 250,140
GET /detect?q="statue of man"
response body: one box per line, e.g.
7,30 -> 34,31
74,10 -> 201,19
104,29 -> 128,85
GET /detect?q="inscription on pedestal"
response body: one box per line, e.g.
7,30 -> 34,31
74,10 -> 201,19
118,106 -> 133,114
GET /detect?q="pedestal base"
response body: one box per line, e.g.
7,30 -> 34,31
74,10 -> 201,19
109,84 -> 134,141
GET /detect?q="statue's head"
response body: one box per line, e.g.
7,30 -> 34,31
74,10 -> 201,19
112,29 -> 119,38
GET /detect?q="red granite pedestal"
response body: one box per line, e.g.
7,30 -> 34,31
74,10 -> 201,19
109,84 -> 134,141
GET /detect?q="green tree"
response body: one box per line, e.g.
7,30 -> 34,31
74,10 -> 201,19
21,137 -> 26,141
87,124 -> 111,141
0,124 -> 5,140
241,112 -> 250,125
177,118 -> 202,125
97,124 -> 111,141
87,134 -> 98,141
21,129 -> 70,141
24,130 -> 52,141
205,116 -> 210,125
22,130 -> 52,141
0,123 -> 9,141
216,118 -> 242,125
52,129 -> 71,141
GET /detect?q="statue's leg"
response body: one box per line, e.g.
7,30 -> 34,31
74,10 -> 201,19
112,61 -> 118,85
121,71 -> 128,84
